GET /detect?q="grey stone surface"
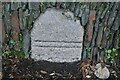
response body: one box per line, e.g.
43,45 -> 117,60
31,8 -> 84,62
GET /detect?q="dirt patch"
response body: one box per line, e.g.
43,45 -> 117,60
2,58 -> 82,79
2,58 -> 120,80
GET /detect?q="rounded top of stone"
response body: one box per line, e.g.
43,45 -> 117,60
31,8 -> 84,42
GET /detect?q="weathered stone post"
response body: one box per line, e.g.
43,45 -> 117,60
31,8 -> 84,62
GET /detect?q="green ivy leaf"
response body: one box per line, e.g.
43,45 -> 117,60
88,48 -> 91,51
110,60 -> 113,63
105,49 -> 108,53
107,50 -> 112,53
99,47 -> 102,49
4,51 -> 9,55
115,53 -> 118,56
112,48 -> 116,52
107,54 -> 111,59
9,40 -> 16,46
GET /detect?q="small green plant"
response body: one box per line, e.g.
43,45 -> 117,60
18,33 -> 23,49
3,50 -> 25,59
2,50 -> 11,58
86,47 -> 91,58
105,47 -> 119,64
9,39 -> 16,46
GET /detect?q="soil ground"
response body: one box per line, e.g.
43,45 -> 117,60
2,58 -> 120,80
